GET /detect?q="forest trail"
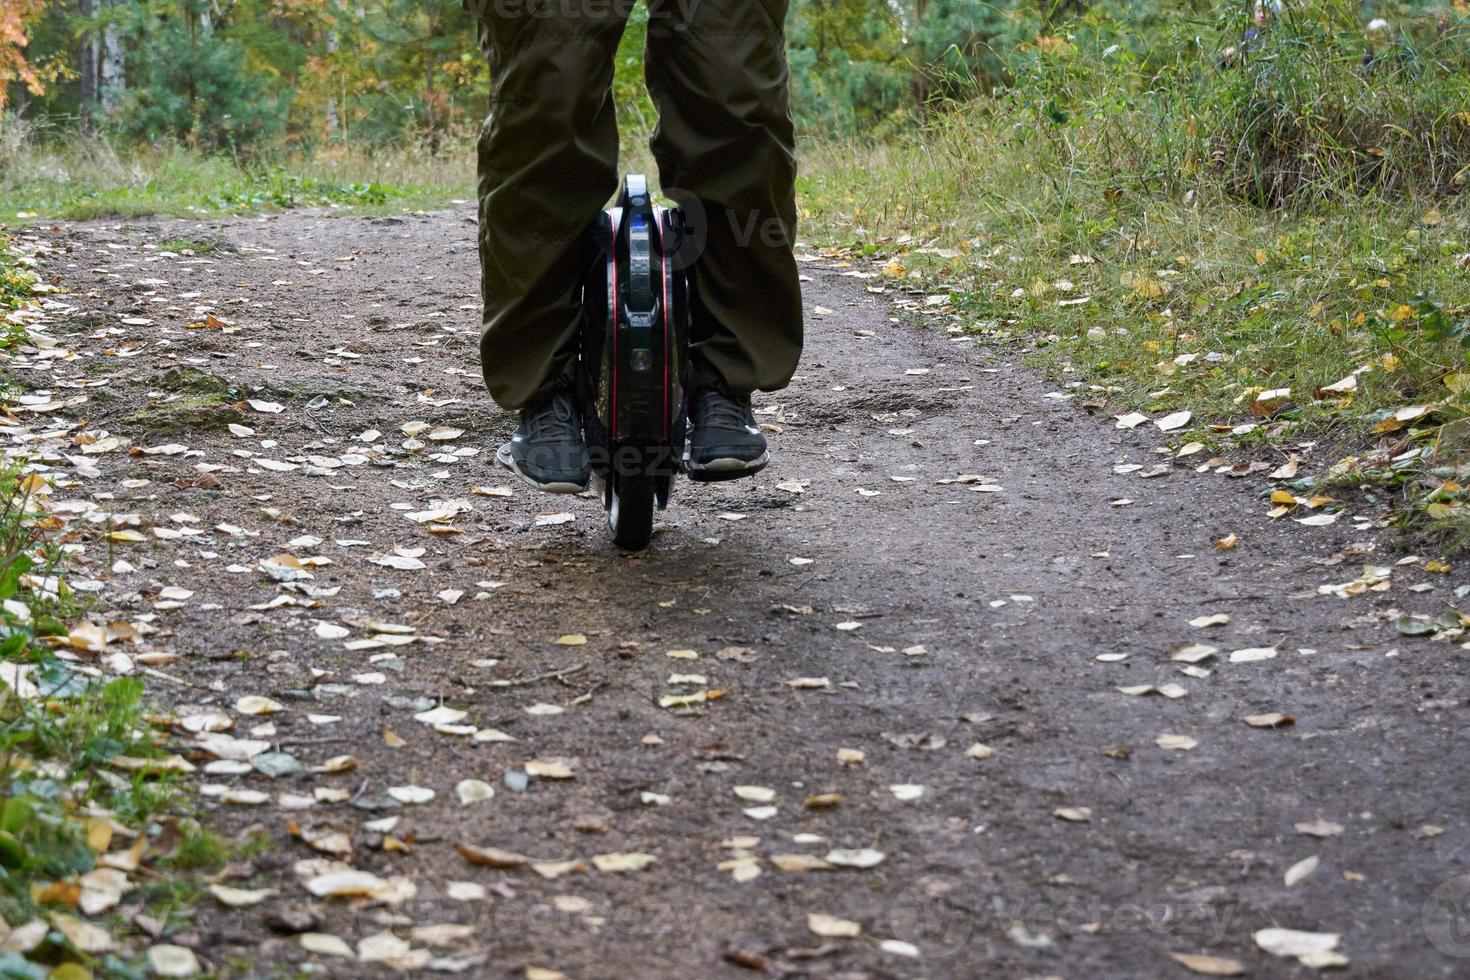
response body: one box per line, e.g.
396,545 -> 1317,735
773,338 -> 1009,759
14,208 -> 1469,978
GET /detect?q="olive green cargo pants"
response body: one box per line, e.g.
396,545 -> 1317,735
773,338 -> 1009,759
468,0 -> 803,410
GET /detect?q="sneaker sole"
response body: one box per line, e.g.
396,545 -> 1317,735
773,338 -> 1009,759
495,443 -> 589,494
684,451 -> 770,483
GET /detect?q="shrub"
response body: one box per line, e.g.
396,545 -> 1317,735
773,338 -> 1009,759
116,14 -> 286,154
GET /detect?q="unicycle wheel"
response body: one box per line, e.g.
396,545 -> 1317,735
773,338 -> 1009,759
608,471 -> 656,551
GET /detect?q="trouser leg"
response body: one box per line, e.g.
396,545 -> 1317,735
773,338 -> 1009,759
644,0 -> 804,397
470,0 -> 632,410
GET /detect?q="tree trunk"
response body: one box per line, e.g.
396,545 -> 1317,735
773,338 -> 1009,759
424,1 -> 440,154
325,29 -> 340,139
100,0 -> 125,114
425,55 -> 438,154
78,0 -> 98,134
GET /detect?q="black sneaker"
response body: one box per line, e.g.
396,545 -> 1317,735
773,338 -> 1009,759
684,389 -> 769,481
495,391 -> 591,493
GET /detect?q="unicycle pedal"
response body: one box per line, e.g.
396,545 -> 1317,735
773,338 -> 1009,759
579,175 -> 691,550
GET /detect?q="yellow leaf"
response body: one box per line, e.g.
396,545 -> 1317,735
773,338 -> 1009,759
84,818 -> 113,854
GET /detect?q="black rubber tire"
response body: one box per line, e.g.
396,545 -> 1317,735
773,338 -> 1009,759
608,472 -> 656,550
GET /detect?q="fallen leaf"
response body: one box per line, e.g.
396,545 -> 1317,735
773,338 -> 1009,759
147,944 -> 201,977
772,854 -> 833,872
1229,646 -> 1277,663
807,913 -> 861,938
1285,855 -> 1320,887
1295,818 -> 1344,838
456,779 -> 495,805
234,695 -> 285,715
1169,952 -> 1245,976
299,932 -> 355,958
525,759 -> 574,779
824,848 -> 885,868
591,852 -> 656,873
208,884 -> 275,907
1156,410 -> 1192,432
1155,733 -> 1198,751
387,784 -> 435,804
457,844 -> 529,868
1253,927 -> 1340,959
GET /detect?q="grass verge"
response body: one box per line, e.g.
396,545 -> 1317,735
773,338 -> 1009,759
797,1 -> 1470,549
1,237 -> 221,975
0,130 -> 475,221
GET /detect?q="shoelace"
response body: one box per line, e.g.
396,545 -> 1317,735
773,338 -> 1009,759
526,394 -> 580,443
696,391 -> 751,430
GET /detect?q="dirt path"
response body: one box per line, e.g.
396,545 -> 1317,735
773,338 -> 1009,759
12,209 -> 1470,978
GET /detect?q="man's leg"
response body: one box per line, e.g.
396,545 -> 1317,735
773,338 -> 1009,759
643,0 -> 804,401
471,0 -> 632,411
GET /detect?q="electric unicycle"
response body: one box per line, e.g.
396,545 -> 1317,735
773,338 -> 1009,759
579,175 -> 691,551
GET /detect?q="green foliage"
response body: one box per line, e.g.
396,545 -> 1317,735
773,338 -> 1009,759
0,468 -> 177,939
114,3 -> 286,152
0,237 -> 34,308
0,236 -> 34,355
9,0 -> 1470,156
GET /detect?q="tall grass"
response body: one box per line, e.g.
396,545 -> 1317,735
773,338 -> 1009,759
0,116 -> 476,219
800,0 -> 1470,544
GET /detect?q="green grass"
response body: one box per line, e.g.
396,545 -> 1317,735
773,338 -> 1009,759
0,468 -> 193,974
0,234 -> 36,321
0,131 -> 474,221
154,237 -> 230,255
